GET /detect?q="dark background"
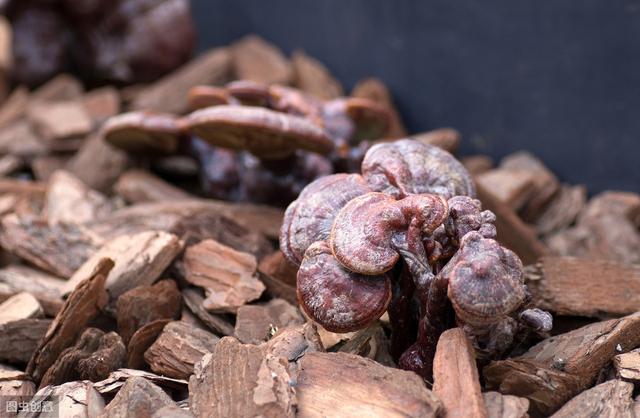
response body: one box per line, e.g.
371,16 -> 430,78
192,0 -> 640,194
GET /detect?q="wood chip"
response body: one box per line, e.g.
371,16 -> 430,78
484,311 -> 640,415
412,128 -> 461,154
30,74 -> 83,103
66,133 -> 130,193
0,265 -> 66,317
550,380 -> 634,418
476,168 -> 537,211
234,299 -> 304,344
337,322 -> 395,367
291,50 -> 343,100
476,181 -> 549,265
0,292 -> 43,325
613,349 -> 640,382
189,336 -> 296,418
182,288 -> 235,337
500,151 -> 560,221
40,328 -> 126,387
0,319 -> 51,364
116,280 -> 182,344
27,100 -> 92,150
351,77 -> 407,138
26,258 -> 113,384
93,368 -> 187,396
183,239 -> 265,313
114,169 -> 193,204
433,328 -> 487,418
97,376 -> 177,418
31,155 -> 71,182
0,86 -> 29,130
44,170 -> 114,225
580,190 -> 640,227
232,35 -> 292,85
258,251 -> 298,288
525,256 -> 640,318
89,200 -> 277,253
0,214 -> 103,278
29,380 -> 106,418
482,392 -> 529,418
131,47 -> 231,114
0,154 -> 22,177
0,371 -> 35,414
127,319 -> 171,369
0,120 -> 47,158
145,321 -> 220,379
297,352 -> 442,418
535,184 -> 587,236
63,231 -> 182,307
82,86 -> 121,124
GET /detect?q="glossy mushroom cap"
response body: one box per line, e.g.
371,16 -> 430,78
322,97 -> 392,145
103,111 -> 186,154
188,85 -> 237,110
330,192 -> 448,275
297,241 -> 392,333
280,173 -> 372,266
187,105 -> 334,160
361,139 -> 476,199
444,231 -> 526,327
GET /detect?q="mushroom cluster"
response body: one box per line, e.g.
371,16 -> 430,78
280,139 -> 552,380
103,80 -> 393,205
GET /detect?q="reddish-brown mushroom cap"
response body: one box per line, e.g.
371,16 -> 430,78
330,192 -> 448,275
280,173 -> 372,266
297,241 -> 392,333
444,231 -> 526,326
361,139 -> 476,199
103,111 -> 185,154
187,105 -> 334,159
342,97 -> 392,141
188,85 -> 237,110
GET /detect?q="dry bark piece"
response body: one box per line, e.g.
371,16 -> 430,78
297,352 -> 442,418
337,322 -> 395,367
0,178 -> 46,197
40,328 -> 125,387
580,190 -> 640,227
62,231 -> 182,307
31,155 -> 71,182
0,214 -> 103,278
117,280 -> 182,344
0,292 -> 43,325
234,299 -> 304,344
93,368 -> 187,396
103,111 -> 185,154
614,349 -> 640,383
90,199 -> 280,248
183,239 -> 265,313
26,258 -> 113,384
153,404 -> 194,418
97,376 -> 177,418
145,321 -> 219,379
66,133 -> 130,193
535,184 -> 587,236
30,74 -> 83,103
27,100 -> 92,150
525,256 -> 640,317
0,86 -> 29,129
82,86 -> 121,123
258,251 -> 298,287
0,120 -> 47,158
484,311 -> 640,416
0,265 -> 66,317
188,105 -> 333,159
291,50 -> 343,100
232,35 -> 292,84
189,336 -> 297,418
550,380 -> 634,418
114,169 -> 193,204
28,380 -> 106,418
412,128 -> 461,154
482,392 -> 529,418
0,154 -> 21,177
500,151 -> 560,221
127,319 -> 171,369
0,319 -> 51,364
188,85 -> 234,109
433,328 -> 488,418
44,170 -> 114,225
0,364 -> 36,416
352,77 -> 407,138
476,182 -> 549,265
476,168 -> 537,211
131,47 -> 231,114
182,288 -> 235,337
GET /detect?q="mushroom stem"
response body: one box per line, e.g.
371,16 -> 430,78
388,266 -> 417,360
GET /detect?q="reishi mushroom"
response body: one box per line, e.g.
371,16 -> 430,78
281,137 -> 552,381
